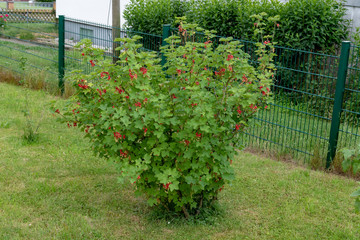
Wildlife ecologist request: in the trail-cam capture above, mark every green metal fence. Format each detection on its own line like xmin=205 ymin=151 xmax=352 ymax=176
xmin=167 ymin=27 xmax=349 ymax=164
xmin=0 ymin=14 xmax=359 ymax=167
xmin=62 ymin=17 xmax=162 ymax=71
xmin=248 ymin=45 xmax=341 ymax=165
xmin=0 ymin=14 xmax=58 ymax=91
xmin=58 ymin=17 xmax=163 ymax=92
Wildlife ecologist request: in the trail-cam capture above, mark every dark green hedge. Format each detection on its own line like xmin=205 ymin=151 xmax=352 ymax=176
xmin=124 ymin=0 xmax=350 ymax=53
xmin=277 ymin=0 xmax=349 ymax=52
xmin=123 ymin=0 xmax=189 ymax=35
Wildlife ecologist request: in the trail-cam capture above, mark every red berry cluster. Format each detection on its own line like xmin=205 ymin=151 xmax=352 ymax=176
xmin=129 ymin=69 xmax=137 ymax=80
xmin=140 ymin=67 xmax=147 ymax=75
xmin=215 ymin=68 xmax=226 ymax=76
xmin=114 ymin=132 xmax=125 ymax=140
xmin=101 ymin=71 xmax=111 ymax=80
xmin=163 ymin=182 xmax=171 ymax=190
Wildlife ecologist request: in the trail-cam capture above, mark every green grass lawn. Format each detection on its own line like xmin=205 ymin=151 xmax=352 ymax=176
xmin=0 ymin=82 xmax=360 ymax=239
xmin=0 ymin=23 xmax=59 ymax=75
xmin=3 ymin=23 xmax=58 ymax=37
xmin=0 ymin=29 xmax=84 ymax=93
xmin=0 ymin=22 xmax=59 ymax=83
xmin=0 ymin=22 xmax=92 ymax=80
xmin=0 ymin=40 xmax=58 ymax=71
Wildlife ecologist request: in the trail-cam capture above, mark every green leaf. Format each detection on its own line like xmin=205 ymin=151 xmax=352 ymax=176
xmin=350 ymin=188 xmax=360 ymax=198
xmin=185 ymin=175 xmax=196 ymax=185
xmin=147 ymin=198 xmax=158 ymax=206
xmin=355 ymin=199 xmax=360 ymax=213
xmin=342 ymin=159 xmax=352 ymax=172
xmin=169 ymin=181 xmax=179 ymax=191
xmin=152 ymin=147 xmax=161 ymax=156
xmin=353 ymin=162 xmax=360 ymax=175
xmin=342 ymin=149 xmax=355 ymax=161
xmin=143 ymin=154 xmax=151 ymax=164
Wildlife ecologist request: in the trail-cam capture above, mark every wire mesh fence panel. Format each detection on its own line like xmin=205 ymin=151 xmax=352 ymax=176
xmin=338 ymin=45 xmax=360 ymax=150
xmin=168 ymin=28 xmax=340 ymax=163
xmin=0 ymin=13 xmax=59 ymax=90
xmin=63 ymin=17 xmax=163 ymax=76
xmin=241 ymin=46 xmax=339 ymax=164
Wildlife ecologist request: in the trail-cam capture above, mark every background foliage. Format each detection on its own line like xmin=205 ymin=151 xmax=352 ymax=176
xmin=277 ymin=0 xmax=349 ymax=53
xmin=186 ymin=0 xmax=282 ymax=41
xmin=123 ymin=0 xmax=189 ymax=35
xmin=124 ymin=0 xmax=350 ymax=53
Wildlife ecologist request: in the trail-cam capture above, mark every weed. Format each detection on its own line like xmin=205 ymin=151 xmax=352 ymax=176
xmin=331 ymin=151 xmax=344 ymax=174
xmin=19 ymin=57 xmax=44 ymax=143
xmin=19 ymin=32 xmax=35 ymax=40
xmin=0 ymin=121 xmax=10 ymax=128
xmin=310 ymin=144 xmax=324 ymax=170
xmin=64 ymin=80 xmax=76 ymax=98
xmin=0 ymin=68 xmax=22 ymax=85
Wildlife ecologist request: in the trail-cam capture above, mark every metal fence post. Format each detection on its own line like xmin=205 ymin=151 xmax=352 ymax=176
xmin=161 ymin=24 xmax=171 ymax=66
xmin=326 ymin=41 xmax=351 ymax=168
xmin=58 ymin=15 xmax=65 ymax=94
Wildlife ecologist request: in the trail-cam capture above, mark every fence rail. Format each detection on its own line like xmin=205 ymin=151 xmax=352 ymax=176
xmin=0 ymin=14 xmax=359 ymax=167
xmin=60 ymin=17 xmax=163 ymax=86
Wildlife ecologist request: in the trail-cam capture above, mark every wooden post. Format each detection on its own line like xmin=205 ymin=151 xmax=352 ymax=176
xmin=58 ymin=15 xmax=65 ymax=94
xmin=112 ymin=0 xmax=121 ymax=64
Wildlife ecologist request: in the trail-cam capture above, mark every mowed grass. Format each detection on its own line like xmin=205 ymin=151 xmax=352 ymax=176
xmin=0 ymin=32 xmax=85 ymax=95
xmin=0 ymin=40 xmax=58 ymax=79
xmin=2 ymin=23 xmax=58 ymax=38
xmin=0 ymin=82 xmax=360 ymax=239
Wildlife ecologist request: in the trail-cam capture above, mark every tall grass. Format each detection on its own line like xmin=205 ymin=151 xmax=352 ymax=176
xmin=1 ymin=23 xmax=58 ymax=39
